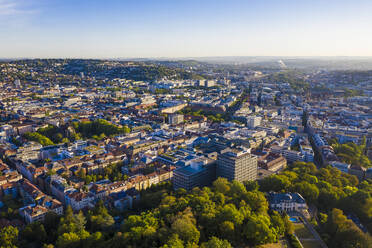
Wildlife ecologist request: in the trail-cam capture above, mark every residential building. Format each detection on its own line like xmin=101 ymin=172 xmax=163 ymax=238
xmin=330 ymin=161 xmax=350 ymax=173
xmin=66 ymin=191 xmax=95 ymax=211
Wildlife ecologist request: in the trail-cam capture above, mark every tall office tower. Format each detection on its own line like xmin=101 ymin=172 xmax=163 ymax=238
xmin=217 ymin=148 xmax=257 ymax=182
xmin=173 ymin=158 xmax=216 ymax=191
xmin=168 ymin=114 xmax=184 ymax=125
xmin=14 ymin=79 xmax=21 ymax=88
xmin=246 ymin=116 xmax=262 ymax=128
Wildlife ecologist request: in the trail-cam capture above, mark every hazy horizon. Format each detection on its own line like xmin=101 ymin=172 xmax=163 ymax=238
xmin=1 ymin=0 xmax=372 ymax=58
xmin=2 ymin=56 xmax=372 ymax=60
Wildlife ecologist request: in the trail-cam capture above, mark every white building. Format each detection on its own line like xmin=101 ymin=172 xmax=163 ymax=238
xmin=246 ymin=116 xmax=262 ymax=128
xmin=67 ymin=192 xmax=95 ymax=211
xmin=268 ymin=192 xmax=308 ymax=213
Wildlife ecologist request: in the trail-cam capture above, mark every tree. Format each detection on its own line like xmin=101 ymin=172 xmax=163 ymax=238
xmin=217 ymin=204 xmax=244 ymax=226
xmin=24 ymin=132 xmax=54 ymax=146
xmin=121 ymin=212 xmax=159 ymax=247
xmin=270 ymin=211 xmax=286 ymax=237
xmin=0 ymin=226 xmax=18 ymax=248
xmin=243 ymin=214 xmax=277 ymax=245
xmin=74 ymin=211 xmax=87 ymax=232
xmin=56 ymin=232 xmax=80 ymax=248
xmin=161 ymin=234 xmax=184 ymax=248
xmin=219 ymin=221 xmax=235 ymax=242
xmin=259 ymin=175 xmax=291 ymax=192
xmin=44 ymin=211 xmax=60 ymax=242
xmin=58 ymin=207 xmax=86 ymax=235
xmin=325 ymin=208 xmax=372 ymax=248
xmin=20 ymin=222 xmax=47 ymax=245
xmin=89 ymin=202 xmax=115 ymax=232
xmin=171 ymin=216 xmax=200 ymax=245
xmin=293 ymin=181 xmax=319 ymax=203
xmin=243 ymin=191 xmax=269 ymax=214
xmin=43 ymin=244 xmax=54 ymax=248
xmin=123 ymin=125 xmax=131 ymax=134
xmin=283 ymin=214 xmax=294 ymax=235
xmin=82 ymin=232 xmax=104 ymax=248
xmin=213 ymin=177 xmax=231 ymax=194
xmin=46 ymin=169 xmax=56 ymax=176
xmin=200 ymin=236 xmax=232 ymax=248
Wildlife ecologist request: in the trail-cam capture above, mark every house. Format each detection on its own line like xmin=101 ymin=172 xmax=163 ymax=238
xmin=109 ymin=191 xmax=134 ymax=211
xmin=20 ymin=205 xmax=48 ymax=223
xmin=114 ymin=195 xmax=133 ymax=211
xmin=258 ymin=153 xmax=287 ymax=173
xmin=38 ymin=196 xmax=64 ymax=216
xmin=48 ymin=175 xmax=76 ymax=204
xmin=108 ymin=181 xmax=130 ymax=193
xmin=66 ymin=191 xmax=95 ymax=211
xmin=19 ymin=180 xmax=44 ymax=204
xmin=0 ymin=182 xmax=18 ymax=198
xmin=126 ymin=188 xmax=140 ymax=204
xmin=89 ymin=183 xmax=109 ymax=200
xmin=330 ymin=161 xmax=350 ymax=174
xmin=268 ymin=192 xmax=308 ymax=214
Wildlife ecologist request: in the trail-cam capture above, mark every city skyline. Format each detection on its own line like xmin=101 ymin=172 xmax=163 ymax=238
xmin=1 ymin=0 xmax=372 ymax=58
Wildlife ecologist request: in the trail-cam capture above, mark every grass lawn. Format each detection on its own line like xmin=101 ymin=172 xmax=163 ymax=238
xmin=301 ymin=240 xmax=322 ymax=248
xmin=258 ymin=239 xmax=288 ymax=248
xmin=294 ymin=223 xmax=314 ymax=239
xmin=258 ymin=244 xmax=282 ymax=248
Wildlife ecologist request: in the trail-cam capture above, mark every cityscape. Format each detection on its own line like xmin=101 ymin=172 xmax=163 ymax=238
xmin=1 ymin=1 xmax=372 ymax=248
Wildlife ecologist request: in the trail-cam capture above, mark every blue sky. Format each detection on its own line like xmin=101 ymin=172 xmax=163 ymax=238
xmin=1 ymin=0 xmax=372 ymax=58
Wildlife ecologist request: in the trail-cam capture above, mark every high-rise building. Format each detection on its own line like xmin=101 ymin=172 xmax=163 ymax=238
xmin=217 ymin=148 xmax=257 ymax=182
xmin=14 ymin=79 xmax=21 ymax=88
xmin=246 ymin=116 xmax=261 ymax=128
xmin=173 ymin=158 xmax=216 ymax=190
xmin=168 ymin=114 xmax=184 ymax=125
xmin=205 ymin=80 xmax=216 ymax=87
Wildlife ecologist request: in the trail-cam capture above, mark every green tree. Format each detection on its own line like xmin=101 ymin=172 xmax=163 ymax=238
xmin=171 ymin=215 xmax=200 ymax=245
xmin=243 ymin=214 xmax=277 ymax=245
xmin=283 ymin=214 xmax=294 ymax=235
xmin=24 ymin=132 xmax=54 ymax=146
xmin=0 ymin=226 xmax=19 ymax=248
xmin=123 ymin=125 xmax=131 ymax=134
xmin=20 ymin=222 xmax=47 ymax=245
xmin=56 ymin=232 xmax=80 ymax=248
xmin=161 ymin=234 xmax=184 ymax=248
xmin=293 ymin=181 xmax=319 ymax=203
xmin=213 ymin=177 xmax=231 ymax=194
xmin=325 ymin=208 xmax=372 ymax=248
xmin=89 ymin=201 xmax=115 ymax=232
xmin=200 ymin=236 xmax=232 ymax=248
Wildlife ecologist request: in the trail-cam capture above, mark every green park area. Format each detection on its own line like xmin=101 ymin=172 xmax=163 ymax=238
xmin=294 ymin=222 xmax=321 ymax=248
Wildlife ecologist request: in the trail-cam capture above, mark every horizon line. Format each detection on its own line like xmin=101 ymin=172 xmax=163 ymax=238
xmin=2 ymin=55 xmax=372 ymax=61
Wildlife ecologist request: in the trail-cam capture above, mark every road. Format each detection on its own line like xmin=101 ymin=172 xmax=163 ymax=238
xmin=300 ymin=213 xmax=328 ymax=248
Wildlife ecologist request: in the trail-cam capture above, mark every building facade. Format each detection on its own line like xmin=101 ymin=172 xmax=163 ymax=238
xmin=168 ymin=114 xmax=184 ymax=125
xmin=268 ymin=192 xmax=308 ymax=213
xmin=173 ymin=160 xmax=216 ymax=190
xmin=217 ymin=149 xmax=257 ymax=182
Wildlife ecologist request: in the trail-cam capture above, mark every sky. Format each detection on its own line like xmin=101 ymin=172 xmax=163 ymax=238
xmin=1 ymin=0 xmax=372 ymax=58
